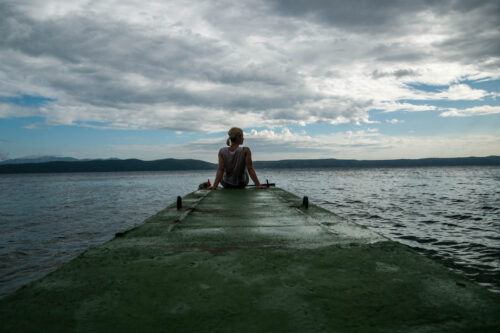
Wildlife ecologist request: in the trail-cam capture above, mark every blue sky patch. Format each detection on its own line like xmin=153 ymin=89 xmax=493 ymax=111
xmin=0 ymin=95 xmax=56 ymax=107
xmin=405 ymin=83 xmax=448 ymax=93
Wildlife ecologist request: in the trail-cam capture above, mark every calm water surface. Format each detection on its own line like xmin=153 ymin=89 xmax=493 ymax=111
xmin=1 ymin=167 xmax=499 ymax=298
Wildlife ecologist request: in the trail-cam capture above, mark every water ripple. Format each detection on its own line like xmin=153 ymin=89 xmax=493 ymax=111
xmin=269 ymin=166 xmax=500 ymax=294
xmin=1 ymin=167 xmax=499 ymax=297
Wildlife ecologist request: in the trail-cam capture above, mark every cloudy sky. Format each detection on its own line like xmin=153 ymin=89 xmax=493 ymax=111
xmin=1 ymin=0 xmax=499 ymax=162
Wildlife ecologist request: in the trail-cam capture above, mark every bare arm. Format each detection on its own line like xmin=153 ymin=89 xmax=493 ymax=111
xmin=209 ymin=150 xmax=224 ymax=190
xmin=244 ymin=147 xmax=267 ymax=189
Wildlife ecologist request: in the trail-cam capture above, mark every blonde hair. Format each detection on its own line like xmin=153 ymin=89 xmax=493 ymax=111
xmin=226 ymin=127 xmax=243 ymax=146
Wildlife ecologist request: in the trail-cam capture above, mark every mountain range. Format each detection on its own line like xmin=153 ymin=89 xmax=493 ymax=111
xmin=0 ymin=156 xmax=123 ymax=165
xmin=0 ymin=155 xmax=499 ymax=174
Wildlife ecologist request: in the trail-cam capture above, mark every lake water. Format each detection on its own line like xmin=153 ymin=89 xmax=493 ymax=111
xmin=1 ymin=167 xmax=499 ymax=298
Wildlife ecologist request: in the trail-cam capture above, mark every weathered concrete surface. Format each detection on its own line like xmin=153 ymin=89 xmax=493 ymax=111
xmin=1 ymin=188 xmax=499 ymax=332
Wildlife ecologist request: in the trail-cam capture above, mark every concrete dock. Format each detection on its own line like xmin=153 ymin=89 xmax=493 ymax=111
xmin=1 ymin=188 xmax=499 ymax=332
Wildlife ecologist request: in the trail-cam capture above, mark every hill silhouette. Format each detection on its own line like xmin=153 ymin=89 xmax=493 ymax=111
xmin=0 ymin=158 xmax=217 ymax=174
xmin=0 ymin=156 xmax=498 ymax=174
xmin=253 ymin=156 xmax=500 ymax=169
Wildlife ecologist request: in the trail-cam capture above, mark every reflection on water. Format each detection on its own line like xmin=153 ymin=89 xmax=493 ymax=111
xmin=1 ymin=167 xmax=499 ymax=297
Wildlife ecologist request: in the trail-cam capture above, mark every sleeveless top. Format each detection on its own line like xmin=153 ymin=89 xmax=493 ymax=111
xmin=220 ymin=146 xmax=249 ymax=186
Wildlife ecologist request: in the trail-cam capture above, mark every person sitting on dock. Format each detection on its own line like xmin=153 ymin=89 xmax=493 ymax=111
xmin=209 ymin=127 xmax=267 ymax=189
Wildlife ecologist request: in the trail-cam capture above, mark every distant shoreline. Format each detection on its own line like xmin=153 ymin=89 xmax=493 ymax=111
xmin=0 ymin=156 xmax=499 ymax=174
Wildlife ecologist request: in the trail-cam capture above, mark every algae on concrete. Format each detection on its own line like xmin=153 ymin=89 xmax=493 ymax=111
xmin=1 ymin=188 xmax=499 ymax=332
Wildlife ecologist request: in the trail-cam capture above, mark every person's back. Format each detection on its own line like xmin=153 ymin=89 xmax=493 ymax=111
xmin=220 ymin=146 xmax=249 ymax=187
xmin=209 ymin=127 xmax=267 ymax=190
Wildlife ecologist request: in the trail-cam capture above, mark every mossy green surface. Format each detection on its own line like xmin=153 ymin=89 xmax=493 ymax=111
xmin=1 ymin=188 xmax=499 ymax=332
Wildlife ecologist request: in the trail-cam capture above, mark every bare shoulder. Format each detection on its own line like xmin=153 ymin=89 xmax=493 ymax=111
xmin=243 ymin=147 xmax=251 ymax=153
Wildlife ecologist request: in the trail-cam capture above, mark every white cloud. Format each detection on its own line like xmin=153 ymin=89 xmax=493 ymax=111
xmin=440 ymin=105 xmax=500 ymax=117
xmin=103 ymin=127 xmax=500 ymax=161
xmin=0 ymin=0 xmax=498 ymax=131
xmin=375 ymin=101 xmax=438 ymax=113
xmin=433 ymin=84 xmax=489 ymax=100
xmin=386 ymin=119 xmax=404 ymax=124
xmin=0 ymin=102 xmax=39 ymax=118
xmin=239 ymin=128 xmax=499 ymax=160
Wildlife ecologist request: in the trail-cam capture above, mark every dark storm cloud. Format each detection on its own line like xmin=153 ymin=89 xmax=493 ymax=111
xmin=372 ymin=43 xmax=430 ymax=63
xmin=372 ymin=69 xmax=419 ymax=79
xmin=433 ymin=1 xmax=500 ymax=69
xmin=268 ymin=0 xmax=497 ymax=32
xmin=270 ymin=0 xmax=500 ymax=68
xmin=268 ymin=0 xmax=439 ymax=32
xmin=0 ymin=5 xmax=225 ymax=105
xmin=436 ymin=30 xmax=500 ymax=66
